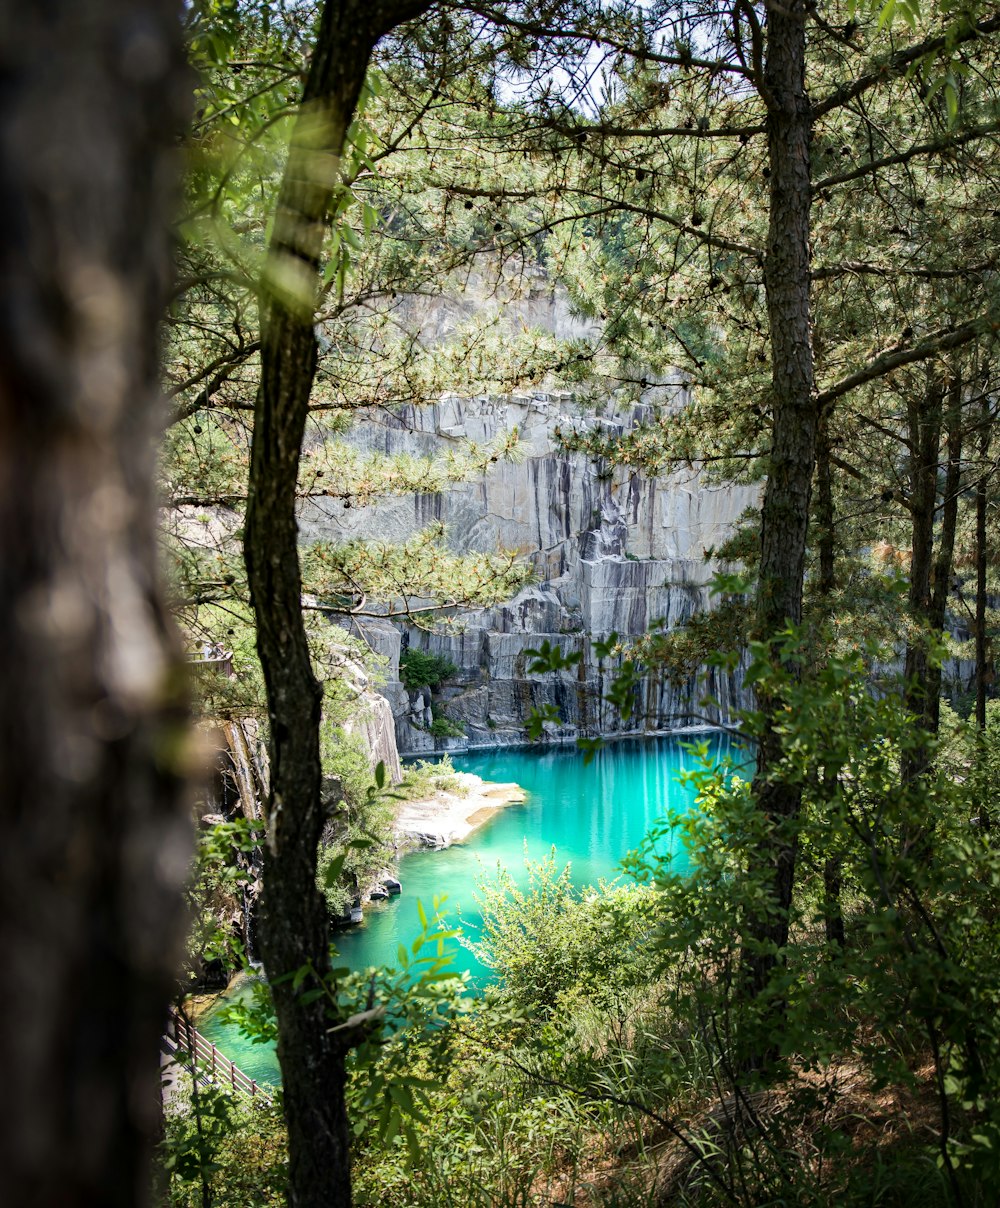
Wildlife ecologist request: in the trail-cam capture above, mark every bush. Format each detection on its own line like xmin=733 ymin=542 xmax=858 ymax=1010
xmin=429 ymin=713 xmax=465 ymax=739
xmin=316 ymin=727 xmax=396 ymax=915
xmin=398 ymin=756 xmax=468 ymax=799
xmin=160 ymin=1079 xmax=287 ymax=1206
xmin=472 ymin=854 xmax=658 ymax=1013
xmin=399 ymin=649 xmax=458 ymax=692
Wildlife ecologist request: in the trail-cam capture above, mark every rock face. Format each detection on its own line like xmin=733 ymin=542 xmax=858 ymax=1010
xmin=301 ymin=392 xmax=758 ymax=754
xmin=340 ymin=673 xmax=403 ymax=783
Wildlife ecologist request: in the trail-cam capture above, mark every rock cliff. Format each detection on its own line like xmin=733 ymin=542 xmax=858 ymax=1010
xmin=301 ymin=390 xmax=758 ymax=755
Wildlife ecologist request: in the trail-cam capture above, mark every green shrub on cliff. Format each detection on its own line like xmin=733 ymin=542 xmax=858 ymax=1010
xmin=399 ymin=649 xmax=458 ymax=692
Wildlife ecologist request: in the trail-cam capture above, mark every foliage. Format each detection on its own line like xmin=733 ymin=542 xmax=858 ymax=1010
xmin=471 ymin=853 xmax=659 ymax=1014
xmin=182 ymin=817 xmax=262 ymax=988
xmin=316 ymin=735 xmax=398 ymax=915
xmin=397 ymin=755 xmax=468 ymax=800
xmin=398 ymin=648 xmax=458 ymax=692
xmin=162 ymin=2 xmax=1000 ymax=1205
xmin=624 ymin=634 xmax=1000 ymax=1197
xmin=428 ymin=711 xmax=466 ymax=740
xmin=160 ymin=1079 xmax=287 ymax=1207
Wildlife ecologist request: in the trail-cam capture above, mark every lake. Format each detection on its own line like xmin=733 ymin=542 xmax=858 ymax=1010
xmin=198 ymin=730 xmax=747 ymax=1083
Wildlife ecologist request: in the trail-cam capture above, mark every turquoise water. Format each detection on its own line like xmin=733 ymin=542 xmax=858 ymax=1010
xmin=199 ymin=730 xmax=747 ymax=1085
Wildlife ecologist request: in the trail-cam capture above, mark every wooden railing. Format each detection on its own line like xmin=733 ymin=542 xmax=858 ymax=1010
xmin=164 ymin=1007 xmax=272 ymax=1103
xmin=188 ymin=653 xmax=234 ymax=678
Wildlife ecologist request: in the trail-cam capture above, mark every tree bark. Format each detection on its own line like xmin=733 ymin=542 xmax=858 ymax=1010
xmin=242 ymin=3 xmax=432 ymax=1205
xmin=975 ymin=384 xmax=992 ymax=827
xmin=744 ymin=0 xmax=816 ymax=1009
xmin=815 ymin=413 xmax=845 ymax=947
xmin=0 ymin=2 xmax=191 ymax=1204
xmin=899 ymin=370 xmax=959 ymax=793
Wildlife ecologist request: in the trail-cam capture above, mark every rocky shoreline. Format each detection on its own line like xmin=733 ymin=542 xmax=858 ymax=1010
xmin=394 ymin=771 xmax=526 ymax=849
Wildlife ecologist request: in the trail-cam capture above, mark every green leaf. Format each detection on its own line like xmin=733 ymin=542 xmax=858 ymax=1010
xmin=323 ymin=853 xmax=346 ymax=886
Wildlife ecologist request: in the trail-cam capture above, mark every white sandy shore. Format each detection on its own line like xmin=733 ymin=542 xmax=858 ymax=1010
xmin=395 ymin=772 xmax=526 ymax=848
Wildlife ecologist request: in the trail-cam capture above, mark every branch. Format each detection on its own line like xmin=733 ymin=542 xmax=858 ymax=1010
xmin=451 ymin=1 xmax=755 ymax=79
xmin=813 ymin=11 xmax=1000 ymax=119
xmin=814 ymin=120 xmax=1000 ymax=194
xmin=535 ymin=115 xmax=765 ymax=140
xmin=170 ymin=341 xmax=261 ymax=424
xmin=815 ymin=315 xmax=994 ymax=410
xmin=813 ymin=260 xmax=995 ymax=281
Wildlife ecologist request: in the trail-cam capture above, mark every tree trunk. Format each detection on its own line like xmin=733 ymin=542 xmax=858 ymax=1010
xmin=927 ymin=372 xmax=964 ymax=732
xmin=899 ymin=369 xmax=965 ymax=859
xmin=0 ymin=2 xmax=191 ymax=1204
xmin=744 ymin=0 xmax=816 ymax=1011
xmin=975 ymin=384 xmax=993 ymax=827
xmin=900 ymin=372 xmax=948 ymax=792
xmin=815 ymin=413 xmax=845 ymax=947
xmin=242 ymin=3 xmax=431 ymax=1205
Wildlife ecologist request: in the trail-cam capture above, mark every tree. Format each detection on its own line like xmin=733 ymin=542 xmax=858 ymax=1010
xmin=0 ymin=1 xmax=191 ymax=1204
xmin=481 ymin=0 xmax=1000 ymax=1038
xmin=241 ymin=4 xmax=445 ymax=1207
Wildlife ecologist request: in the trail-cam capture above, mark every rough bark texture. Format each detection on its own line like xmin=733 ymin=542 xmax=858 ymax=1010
xmin=745 ymin=0 xmax=816 ymax=1004
xmin=900 ymin=371 xmax=961 ymax=797
xmin=975 ymin=387 xmax=992 ymax=827
xmin=0 ymin=2 xmax=190 ymax=1204
xmin=242 ymin=3 xmax=432 ymax=1205
xmin=815 ymin=415 xmax=844 ymax=947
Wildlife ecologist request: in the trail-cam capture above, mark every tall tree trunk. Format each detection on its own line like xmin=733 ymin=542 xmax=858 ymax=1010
xmin=927 ymin=372 xmax=964 ymax=732
xmin=901 ymin=372 xmax=946 ymax=791
xmin=243 ymin=3 xmax=431 ymax=1205
xmin=816 ymin=412 xmax=845 ymax=947
xmin=0 ymin=2 xmax=191 ymax=1204
xmin=975 ymin=384 xmax=993 ymax=827
xmin=744 ymin=0 xmax=816 ymax=1011
xmin=899 ymin=369 xmax=964 ymax=860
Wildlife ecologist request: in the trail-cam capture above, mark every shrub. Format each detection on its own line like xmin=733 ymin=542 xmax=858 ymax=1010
xmin=160 ymin=1079 xmax=287 ymax=1206
xmin=398 ymin=756 xmax=468 ymax=799
xmin=472 ymin=854 xmax=658 ymax=1013
xmin=429 ymin=714 xmax=465 ymax=739
xmin=316 ymin=728 xmax=396 ymax=915
xmin=399 ymin=648 xmax=458 ymax=692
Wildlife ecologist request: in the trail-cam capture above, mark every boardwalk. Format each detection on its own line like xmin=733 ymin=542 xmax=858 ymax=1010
xmin=162 ymin=1007 xmax=272 ymax=1104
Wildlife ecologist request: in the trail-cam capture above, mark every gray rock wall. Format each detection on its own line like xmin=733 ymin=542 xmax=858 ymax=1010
xmin=306 ymin=392 xmax=758 ymax=755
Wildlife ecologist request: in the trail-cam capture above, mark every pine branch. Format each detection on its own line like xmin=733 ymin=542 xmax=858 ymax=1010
xmin=815 ymin=315 xmax=993 ymax=410
xmin=814 ymin=120 xmax=1000 ymax=194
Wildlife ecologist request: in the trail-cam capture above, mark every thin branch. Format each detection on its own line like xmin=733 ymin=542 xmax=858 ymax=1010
xmin=813 ymin=12 xmax=1000 ymax=119
xmin=815 ymin=316 xmax=993 ymax=410
xmin=814 ymin=120 xmax=1000 ymax=194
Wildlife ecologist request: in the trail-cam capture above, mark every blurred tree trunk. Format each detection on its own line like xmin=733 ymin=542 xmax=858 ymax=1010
xmin=0 ymin=2 xmax=191 ymax=1205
